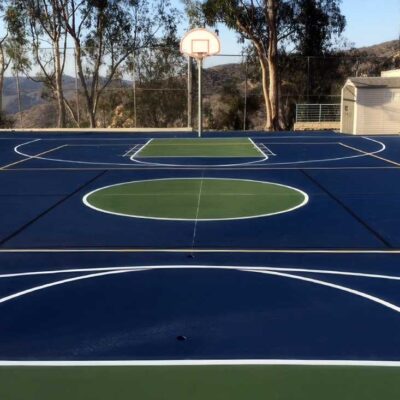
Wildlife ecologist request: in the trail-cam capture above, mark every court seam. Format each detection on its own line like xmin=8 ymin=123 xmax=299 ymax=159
xmin=0 ymin=170 xmax=108 ymax=247
xmin=300 ymin=169 xmax=392 ymax=248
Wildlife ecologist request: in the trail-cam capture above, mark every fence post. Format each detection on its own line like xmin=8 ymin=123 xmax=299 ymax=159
xmin=74 ymin=49 xmax=80 ymax=127
xmin=319 ymin=104 xmax=322 ymax=122
xmin=15 ymin=71 xmax=23 ymax=126
xmin=243 ymin=54 xmax=248 ymax=131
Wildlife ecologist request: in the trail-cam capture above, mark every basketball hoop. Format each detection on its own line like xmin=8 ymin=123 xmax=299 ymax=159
xmin=180 ymin=28 xmax=221 ymax=60
xmin=180 ymin=29 xmax=221 ymax=137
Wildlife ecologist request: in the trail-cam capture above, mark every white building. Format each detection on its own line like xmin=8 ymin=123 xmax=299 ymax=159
xmin=341 ymin=70 xmax=400 ymax=135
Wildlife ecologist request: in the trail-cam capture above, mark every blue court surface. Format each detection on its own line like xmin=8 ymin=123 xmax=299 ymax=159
xmin=0 ymin=131 xmax=400 ymax=398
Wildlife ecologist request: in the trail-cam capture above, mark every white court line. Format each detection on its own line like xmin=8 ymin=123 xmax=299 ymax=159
xmin=122 ymin=144 xmax=140 ymax=157
xmin=130 ymin=139 xmax=153 ymax=159
xmin=82 ymin=177 xmax=309 ymax=221
xmin=6 ymin=135 xmax=389 ymax=140
xmin=0 ymin=269 xmax=133 ymax=305
xmin=243 ymin=269 xmax=400 ymax=313
xmin=12 ymin=136 xmax=386 ymax=168
xmin=259 ymin=143 xmax=277 ymax=156
xmin=1 ymin=360 xmax=400 ymax=367
xmin=1 ymin=140 xmax=67 ymax=170
xmin=262 ymin=137 xmax=386 ymax=166
xmin=1 ymin=264 xmax=400 ymax=366
xmin=0 ymin=265 xmax=399 ymax=312
xmin=249 ymin=138 xmax=268 ymax=158
xmin=1 ymin=249 xmax=400 ymax=254
xmin=130 ymin=138 xmax=269 ymax=167
xmin=1 ymin=265 xmax=399 ymax=312
xmin=340 ymin=138 xmax=400 ymax=167
xmin=191 ymin=176 xmax=204 ymax=248
xmin=1 ymin=265 xmax=400 ymax=282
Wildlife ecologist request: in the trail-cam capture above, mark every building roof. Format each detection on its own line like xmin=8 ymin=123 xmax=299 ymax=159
xmin=346 ymin=77 xmax=400 ymax=89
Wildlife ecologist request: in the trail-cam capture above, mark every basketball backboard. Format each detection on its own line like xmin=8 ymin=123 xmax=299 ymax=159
xmin=180 ymin=28 xmax=221 ymax=59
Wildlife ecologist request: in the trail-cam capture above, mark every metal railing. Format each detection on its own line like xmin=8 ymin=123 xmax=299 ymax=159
xmin=296 ymin=104 xmax=341 ymax=123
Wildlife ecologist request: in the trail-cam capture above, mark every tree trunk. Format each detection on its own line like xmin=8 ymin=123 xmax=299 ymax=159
xmin=0 ymin=45 xmax=5 ymax=113
xmin=53 ymin=40 xmax=66 ymax=128
xmin=266 ymin=0 xmax=280 ymax=131
xmin=259 ymin=55 xmax=273 ymax=130
xmin=73 ymin=42 xmax=96 ymax=127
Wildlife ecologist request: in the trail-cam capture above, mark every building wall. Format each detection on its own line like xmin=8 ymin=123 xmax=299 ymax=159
xmin=381 ymin=70 xmax=400 ymax=78
xmin=355 ymin=88 xmax=400 ymax=135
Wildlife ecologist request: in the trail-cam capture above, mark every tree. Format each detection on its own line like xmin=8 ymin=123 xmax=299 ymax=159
xmin=0 ymin=1 xmax=28 ymax=116
xmin=0 ymin=6 xmax=11 ymax=114
xmin=10 ymin=0 xmax=73 ymax=127
xmin=57 ymin=0 xmax=178 ymax=127
xmin=200 ymin=0 xmax=345 ymax=131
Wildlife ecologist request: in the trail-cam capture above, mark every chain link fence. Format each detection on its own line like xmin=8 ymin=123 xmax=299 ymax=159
xmin=1 ymin=47 xmax=398 ymax=129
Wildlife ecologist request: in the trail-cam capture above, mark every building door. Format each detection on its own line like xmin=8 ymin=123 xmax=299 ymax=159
xmin=341 ymin=85 xmax=355 ymax=134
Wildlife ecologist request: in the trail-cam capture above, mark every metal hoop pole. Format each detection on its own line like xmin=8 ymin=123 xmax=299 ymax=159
xmin=197 ymin=58 xmax=203 ymax=138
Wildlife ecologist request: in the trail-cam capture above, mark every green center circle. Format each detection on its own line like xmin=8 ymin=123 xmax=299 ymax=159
xmin=83 ymin=178 xmax=308 ymax=221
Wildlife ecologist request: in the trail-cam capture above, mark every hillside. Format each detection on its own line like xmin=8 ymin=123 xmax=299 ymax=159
xmin=358 ymin=40 xmax=400 ymax=57
xmin=2 ymin=75 xmax=77 ymax=115
xmin=4 ymin=38 xmax=400 ymax=128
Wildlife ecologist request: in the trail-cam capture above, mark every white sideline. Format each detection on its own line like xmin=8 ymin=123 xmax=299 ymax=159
xmin=0 ymin=359 xmax=400 ymax=367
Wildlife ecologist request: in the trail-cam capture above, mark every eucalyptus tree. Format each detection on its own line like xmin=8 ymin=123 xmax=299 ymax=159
xmin=9 ymin=0 xmax=74 ymax=127
xmin=0 ymin=1 xmax=28 ymax=115
xmin=0 ymin=4 xmax=11 ymax=113
xmin=57 ymin=0 xmax=178 ymax=127
xmin=200 ymin=0 xmax=345 ymax=131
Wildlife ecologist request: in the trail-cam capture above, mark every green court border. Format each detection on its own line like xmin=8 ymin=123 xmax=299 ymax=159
xmin=1 ymin=365 xmax=399 ymax=400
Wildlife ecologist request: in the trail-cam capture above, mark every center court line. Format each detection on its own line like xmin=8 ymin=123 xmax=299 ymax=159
xmin=340 ymin=142 xmax=400 ymax=167
xmin=0 ymin=140 xmax=68 ymax=170
xmin=191 ymin=174 xmax=205 ymax=250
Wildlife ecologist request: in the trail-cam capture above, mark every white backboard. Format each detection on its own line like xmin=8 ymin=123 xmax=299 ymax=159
xmin=180 ymin=28 xmax=221 ymax=59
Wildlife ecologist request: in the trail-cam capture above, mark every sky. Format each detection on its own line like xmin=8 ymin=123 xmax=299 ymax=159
xmin=177 ymin=0 xmax=400 ymax=55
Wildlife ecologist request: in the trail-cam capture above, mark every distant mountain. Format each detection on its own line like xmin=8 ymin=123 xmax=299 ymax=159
xmin=6 ymin=38 xmax=400 ymax=128
xmin=2 ymin=75 xmax=77 ymax=114
xmin=357 ymin=40 xmax=400 ymax=58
